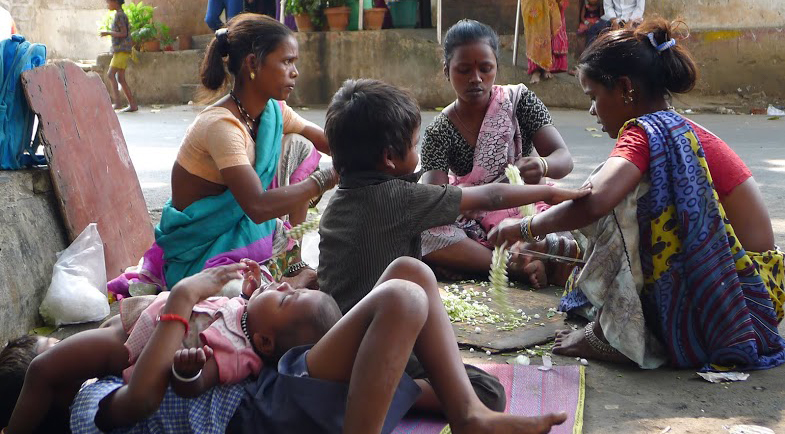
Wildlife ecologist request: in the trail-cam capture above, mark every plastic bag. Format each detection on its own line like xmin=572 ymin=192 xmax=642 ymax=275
xmin=39 ymin=223 xmax=110 ymax=326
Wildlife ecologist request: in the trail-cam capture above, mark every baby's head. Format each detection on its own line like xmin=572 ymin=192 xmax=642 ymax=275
xmin=0 ymin=335 xmax=59 ymax=426
xmin=245 ymin=282 xmax=341 ymax=362
xmin=325 ymin=79 xmax=421 ymax=177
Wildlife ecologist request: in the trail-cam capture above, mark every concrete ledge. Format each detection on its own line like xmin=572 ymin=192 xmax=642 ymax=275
xmin=0 ymin=169 xmax=68 ymax=344
xmin=92 ymin=27 xmax=785 ymax=108
xmin=95 ymin=50 xmax=205 ymax=106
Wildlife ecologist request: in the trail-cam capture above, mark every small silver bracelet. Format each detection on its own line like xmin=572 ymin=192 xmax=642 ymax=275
xmin=171 ymin=365 xmax=202 ymax=383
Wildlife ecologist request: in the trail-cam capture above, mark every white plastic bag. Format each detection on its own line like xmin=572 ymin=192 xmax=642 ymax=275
xmin=39 ymin=223 xmax=110 ymax=326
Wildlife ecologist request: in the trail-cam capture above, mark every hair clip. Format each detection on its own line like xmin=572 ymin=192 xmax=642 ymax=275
xmin=647 ymin=32 xmax=676 ymax=53
xmin=215 ymin=28 xmax=230 ymax=56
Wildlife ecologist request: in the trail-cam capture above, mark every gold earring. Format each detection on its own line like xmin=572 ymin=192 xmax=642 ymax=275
xmin=250 ymin=71 xmax=256 ymax=80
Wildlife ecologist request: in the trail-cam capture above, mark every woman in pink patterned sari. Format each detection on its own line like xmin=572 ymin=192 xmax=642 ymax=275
xmin=421 ymin=20 xmax=576 ymax=287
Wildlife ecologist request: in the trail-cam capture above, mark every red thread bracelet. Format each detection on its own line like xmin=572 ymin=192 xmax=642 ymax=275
xmin=157 ymin=314 xmax=190 ymax=334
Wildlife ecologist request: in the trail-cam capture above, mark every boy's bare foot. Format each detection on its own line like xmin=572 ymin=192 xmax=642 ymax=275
xmin=453 ymin=409 xmax=568 ymax=434
xmin=552 ymin=328 xmax=630 ymax=363
xmin=112 ymin=103 xmax=122 ymax=109
xmin=118 ymin=105 xmax=138 ymax=113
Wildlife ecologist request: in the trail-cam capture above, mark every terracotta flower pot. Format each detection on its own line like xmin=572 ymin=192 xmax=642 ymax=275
xmin=324 ymin=6 xmax=351 ymax=31
xmin=142 ymin=39 xmax=161 ymax=52
xmin=363 ymin=7 xmax=386 ymax=30
xmin=294 ymin=14 xmax=316 ymax=32
xmin=176 ymin=35 xmax=192 ymax=50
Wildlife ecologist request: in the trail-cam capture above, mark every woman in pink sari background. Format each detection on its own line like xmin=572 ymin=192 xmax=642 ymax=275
xmin=522 ymin=0 xmax=569 ymax=83
xmin=420 ymin=19 xmax=576 ymax=287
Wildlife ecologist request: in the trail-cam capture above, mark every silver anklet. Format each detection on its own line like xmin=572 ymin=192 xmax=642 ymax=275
xmin=584 ymin=321 xmax=621 ymax=355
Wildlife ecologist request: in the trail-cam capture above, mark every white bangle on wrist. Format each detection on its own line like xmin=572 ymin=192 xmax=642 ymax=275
xmin=171 ymin=364 xmax=202 ymax=383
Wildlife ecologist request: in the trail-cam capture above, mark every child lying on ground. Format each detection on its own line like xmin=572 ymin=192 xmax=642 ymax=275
xmin=317 ymin=79 xmax=590 ymax=413
xmin=5 ymin=260 xmax=341 ymax=433
xmin=4 ymin=259 xmax=567 ymax=434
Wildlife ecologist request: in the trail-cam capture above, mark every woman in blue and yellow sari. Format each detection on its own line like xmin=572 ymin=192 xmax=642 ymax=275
xmin=490 ymin=18 xmax=785 ymax=371
xmin=108 ymin=14 xmax=336 ymax=299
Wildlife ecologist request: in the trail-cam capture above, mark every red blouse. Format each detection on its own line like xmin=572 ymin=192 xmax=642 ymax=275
xmin=609 ymin=120 xmax=752 ymax=197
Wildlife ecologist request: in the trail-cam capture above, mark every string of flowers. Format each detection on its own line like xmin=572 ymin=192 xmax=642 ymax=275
xmin=505 ymin=164 xmax=535 ymax=216
xmin=284 ymin=215 xmax=321 ymax=241
xmin=489 ymin=242 xmax=512 ymax=313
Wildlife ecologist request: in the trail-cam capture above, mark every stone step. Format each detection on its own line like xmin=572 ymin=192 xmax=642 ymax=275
xmin=192 ymin=34 xmax=214 ymax=51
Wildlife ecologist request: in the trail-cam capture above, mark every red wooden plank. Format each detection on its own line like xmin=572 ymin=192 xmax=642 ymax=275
xmin=21 ymin=61 xmax=154 ymax=280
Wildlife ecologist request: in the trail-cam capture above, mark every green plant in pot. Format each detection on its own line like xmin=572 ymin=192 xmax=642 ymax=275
xmin=159 ymin=24 xmax=175 ymax=51
xmin=324 ymin=0 xmax=351 ymax=31
xmin=133 ymin=22 xmax=169 ymax=52
xmin=285 ymin=0 xmax=324 ymax=32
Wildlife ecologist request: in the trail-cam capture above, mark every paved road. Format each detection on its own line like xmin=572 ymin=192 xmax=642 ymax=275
xmin=117 ymin=106 xmax=785 ymax=433
xmin=121 ymin=105 xmax=785 ymax=245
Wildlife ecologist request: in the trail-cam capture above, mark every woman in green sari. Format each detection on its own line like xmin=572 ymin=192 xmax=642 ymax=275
xmin=109 ymin=14 xmax=336 ymax=298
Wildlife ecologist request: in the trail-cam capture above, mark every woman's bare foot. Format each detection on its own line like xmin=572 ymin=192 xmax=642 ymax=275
xmin=118 ymin=105 xmax=138 ymax=113
xmin=543 ymin=71 xmax=553 ymax=80
xmin=509 ymin=246 xmax=547 ymax=288
xmin=529 ymin=70 xmax=542 ymax=84
xmin=452 ymin=409 xmax=568 ymax=434
xmin=510 ymin=242 xmax=548 ymax=288
xmin=552 ymin=328 xmax=630 ymax=363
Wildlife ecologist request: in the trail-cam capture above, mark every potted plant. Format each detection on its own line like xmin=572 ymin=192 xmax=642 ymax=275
xmin=285 ymin=0 xmax=324 ymax=32
xmin=363 ymin=6 xmax=386 ymax=30
xmin=159 ymin=25 xmax=175 ymax=51
xmin=134 ymin=24 xmax=160 ymax=51
xmin=324 ymin=0 xmax=351 ymax=31
xmin=123 ymin=1 xmax=155 ymax=43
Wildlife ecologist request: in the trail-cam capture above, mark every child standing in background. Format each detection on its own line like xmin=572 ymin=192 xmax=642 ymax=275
xmin=101 ymin=0 xmax=138 ymax=113
xmin=570 ymin=0 xmax=603 ymax=75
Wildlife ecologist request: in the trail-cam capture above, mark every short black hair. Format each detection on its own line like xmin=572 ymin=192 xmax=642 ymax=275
xmin=325 ymin=79 xmax=421 ymax=175
xmin=443 ymin=19 xmax=500 ymax=70
xmin=258 ymin=292 xmax=342 ymax=364
xmin=0 ymin=336 xmax=38 ymax=426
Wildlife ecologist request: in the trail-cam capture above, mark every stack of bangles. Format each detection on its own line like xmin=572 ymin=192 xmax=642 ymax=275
xmin=518 ymin=215 xmax=542 ymax=243
xmin=309 ymin=168 xmax=336 ymax=196
xmin=545 ymin=233 xmax=582 ymax=261
xmin=538 ymin=157 xmax=549 ymax=178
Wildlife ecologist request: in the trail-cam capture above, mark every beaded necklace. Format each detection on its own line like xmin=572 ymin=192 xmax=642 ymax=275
xmin=229 ymin=91 xmax=257 ymax=136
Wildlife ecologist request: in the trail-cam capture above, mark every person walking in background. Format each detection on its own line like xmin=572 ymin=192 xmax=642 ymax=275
xmin=205 ymin=0 xmax=245 ymax=31
xmin=100 ymin=0 xmax=138 ymax=113
xmin=586 ymin=0 xmax=645 ymax=47
xmin=521 ymin=0 xmax=569 ymax=84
